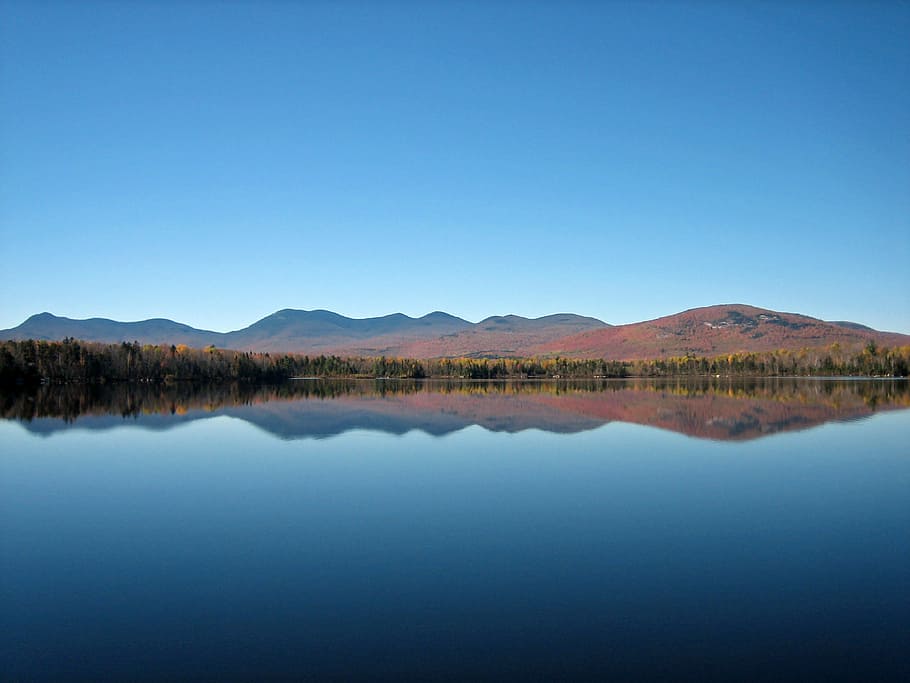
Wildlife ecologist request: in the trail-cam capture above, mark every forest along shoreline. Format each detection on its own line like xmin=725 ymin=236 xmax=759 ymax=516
xmin=2 ymin=338 xmax=909 ymax=386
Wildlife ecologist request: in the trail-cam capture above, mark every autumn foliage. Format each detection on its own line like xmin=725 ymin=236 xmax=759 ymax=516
xmin=1 ymin=337 xmax=908 ymax=386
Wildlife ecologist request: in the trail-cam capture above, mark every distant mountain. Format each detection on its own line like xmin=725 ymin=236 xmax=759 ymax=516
xmin=2 ymin=304 xmax=907 ymax=359
xmin=0 ymin=309 xmax=605 ymax=356
xmin=222 ymin=309 xmax=474 ymax=352
xmin=533 ymin=304 xmax=910 ymax=360
xmin=5 ymin=312 xmax=225 ymax=348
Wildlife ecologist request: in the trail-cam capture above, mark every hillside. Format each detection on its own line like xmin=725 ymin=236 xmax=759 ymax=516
xmin=534 ymin=305 xmax=910 ymax=360
xmin=338 ymin=314 xmax=610 ymax=357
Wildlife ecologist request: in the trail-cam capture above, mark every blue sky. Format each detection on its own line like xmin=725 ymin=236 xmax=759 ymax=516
xmin=1 ymin=1 xmax=908 ymax=333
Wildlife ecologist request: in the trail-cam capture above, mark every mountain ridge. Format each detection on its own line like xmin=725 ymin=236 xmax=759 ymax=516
xmin=532 ymin=304 xmax=910 ymax=360
xmin=3 ymin=305 xmax=908 ymax=359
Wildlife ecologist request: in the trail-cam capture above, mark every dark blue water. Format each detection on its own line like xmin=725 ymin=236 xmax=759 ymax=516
xmin=2 ymin=381 xmax=909 ymax=680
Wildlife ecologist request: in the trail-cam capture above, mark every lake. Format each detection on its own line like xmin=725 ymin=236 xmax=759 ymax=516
xmin=1 ymin=379 xmax=908 ymax=681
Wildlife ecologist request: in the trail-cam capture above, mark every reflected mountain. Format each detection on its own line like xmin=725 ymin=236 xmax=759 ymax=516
xmin=3 ymin=379 xmax=908 ymax=442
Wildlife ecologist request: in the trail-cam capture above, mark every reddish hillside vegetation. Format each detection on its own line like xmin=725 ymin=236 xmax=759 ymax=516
xmin=533 ymin=305 xmax=910 ymax=360
xmin=348 ymin=314 xmax=608 ymax=358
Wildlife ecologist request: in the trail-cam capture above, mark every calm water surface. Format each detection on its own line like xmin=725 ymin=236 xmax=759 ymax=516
xmin=1 ymin=380 xmax=908 ymax=681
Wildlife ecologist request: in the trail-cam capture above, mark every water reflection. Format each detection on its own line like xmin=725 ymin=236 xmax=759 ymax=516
xmin=4 ymin=378 xmax=908 ymax=441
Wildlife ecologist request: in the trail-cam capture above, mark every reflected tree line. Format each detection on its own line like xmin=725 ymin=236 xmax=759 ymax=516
xmin=2 ymin=376 xmax=907 ymax=424
xmin=1 ymin=338 xmax=909 ymax=387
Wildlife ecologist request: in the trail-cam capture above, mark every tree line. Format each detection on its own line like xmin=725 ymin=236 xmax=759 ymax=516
xmin=1 ymin=338 xmax=908 ymax=386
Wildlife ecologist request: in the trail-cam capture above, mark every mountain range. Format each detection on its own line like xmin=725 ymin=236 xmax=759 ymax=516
xmin=3 ymin=305 xmax=909 ymax=359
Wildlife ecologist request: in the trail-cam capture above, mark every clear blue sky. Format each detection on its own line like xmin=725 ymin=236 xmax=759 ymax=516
xmin=2 ymin=1 xmax=908 ymax=333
